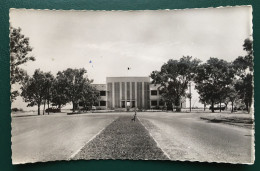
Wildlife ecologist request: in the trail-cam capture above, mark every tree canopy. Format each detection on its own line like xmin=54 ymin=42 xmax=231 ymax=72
xmin=233 ymin=38 xmax=253 ymax=113
xmin=56 ymin=68 xmax=98 ymax=112
xmin=150 ymin=56 xmax=201 ymax=111
xmin=10 ymin=27 xmax=35 ymax=101
xmin=21 ymin=69 xmax=53 ymax=115
xmin=193 ymin=38 xmax=253 ymax=113
xmin=194 ymin=58 xmax=235 ymax=112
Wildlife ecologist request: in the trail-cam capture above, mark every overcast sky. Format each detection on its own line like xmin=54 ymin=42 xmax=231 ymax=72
xmin=10 ymin=6 xmax=252 ymax=110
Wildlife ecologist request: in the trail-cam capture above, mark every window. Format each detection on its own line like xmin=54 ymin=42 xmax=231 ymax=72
xmin=100 ymin=101 xmax=106 ymax=106
xmin=151 ymin=100 xmax=158 ymax=106
xmin=121 ymin=101 xmax=125 ymax=108
xmin=100 ymin=91 xmax=106 ymax=96
xmin=151 ymin=90 xmax=158 ymax=96
xmin=159 ymin=100 xmax=164 ymax=106
xmin=132 ymin=101 xmax=135 ymax=108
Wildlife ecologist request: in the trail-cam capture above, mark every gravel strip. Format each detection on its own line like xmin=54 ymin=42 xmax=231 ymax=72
xmin=73 ymin=115 xmax=169 ymax=160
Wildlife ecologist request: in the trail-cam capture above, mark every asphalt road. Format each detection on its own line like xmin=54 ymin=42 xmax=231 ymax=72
xmin=11 ymin=113 xmax=119 ymax=164
xmin=138 ymin=112 xmax=254 ymax=164
xmin=11 ymin=112 xmax=254 ymax=164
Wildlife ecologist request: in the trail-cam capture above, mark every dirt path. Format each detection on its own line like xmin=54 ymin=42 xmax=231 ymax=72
xmin=73 ymin=116 xmax=169 ymax=160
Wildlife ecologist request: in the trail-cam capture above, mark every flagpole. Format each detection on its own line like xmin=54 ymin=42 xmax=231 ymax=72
xmin=127 ymin=67 xmax=131 ymax=77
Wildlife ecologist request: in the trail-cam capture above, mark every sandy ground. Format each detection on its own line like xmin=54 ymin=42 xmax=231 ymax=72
xmin=138 ymin=112 xmax=254 ymax=164
xmin=11 ymin=113 xmax=119 ymax=164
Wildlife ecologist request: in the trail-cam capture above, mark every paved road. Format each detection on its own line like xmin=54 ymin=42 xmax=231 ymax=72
xmin=138 ymin=112 xmax=254 ymax=164
xmin=11 ymin=113 xmax=119 ymax=164
xmin=12 ymin=112 xmax=254 ymax=164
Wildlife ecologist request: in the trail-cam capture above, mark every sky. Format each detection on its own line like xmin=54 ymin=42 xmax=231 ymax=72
xmin=10 ymin=6 xmax=253 ymax=110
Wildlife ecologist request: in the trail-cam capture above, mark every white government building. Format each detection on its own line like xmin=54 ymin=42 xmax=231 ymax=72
xmin=90 ymin=76 xmax=186 ymax=110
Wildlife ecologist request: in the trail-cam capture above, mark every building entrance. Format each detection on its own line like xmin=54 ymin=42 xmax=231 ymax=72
xmin=131 ymin=101 xmax=135 ymax=108
xmin=121 ymin=100 xmax=136 ymax=108
xmin=121 ymin=101 xmax=125 ymax=108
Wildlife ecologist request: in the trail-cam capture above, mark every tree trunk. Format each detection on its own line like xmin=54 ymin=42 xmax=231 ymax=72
xmin=47 ymin=99 xmax=50 ymax=115
xmin=231 ymin=101 xmax=234 ymax=113
xmin=219 ymin=100 xmax=221 ymax=112
xmin=211 ymin=100 xmax=214 ymax=113
xmin=47 ymin=87 xmax=50 ymax=115
xmin=225 ymin=103 xmax=228 ymax=111
xmin=204 ymin=103 xmax=206 ymax=111
xmin=43 ymin=100 xmax=46 ymax=115
xmin=73 ymin=102 xmax=77 ymax=113
xmin=38 ymin=104 xmax=40 ymax=115
xmin=175 ymin=97 xmax=181 ymax=112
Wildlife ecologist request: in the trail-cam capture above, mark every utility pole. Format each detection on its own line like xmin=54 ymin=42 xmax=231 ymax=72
xmin=189 ymin=82 xmax=191 ymax=112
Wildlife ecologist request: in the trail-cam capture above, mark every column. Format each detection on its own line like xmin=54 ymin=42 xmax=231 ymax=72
xmin=119 ymin=82 xmax=122 ymax=108
xmin=112 ymin=82 xmax=115 ymax=108
xmin=106 ymin=86 xmax=108 ymax=109
xmin=142 ymin=82 xmax=145 ymax=108
xmin=125 ymin=82 xmax=127 ymax=105
xmin=130 ymin=81 xmax=132 ymax=103
xmin=135 ymin=82 xmax=137 ymax=108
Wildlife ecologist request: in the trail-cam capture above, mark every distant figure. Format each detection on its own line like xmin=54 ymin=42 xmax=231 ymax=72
xmin=131 ymin=108 xmax=137 ymax=122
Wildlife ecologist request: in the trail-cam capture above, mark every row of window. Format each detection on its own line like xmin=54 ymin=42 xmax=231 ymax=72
xmin=94 ymin=100 xmax=163 ymax=107
xmin=151 ymin=100 xmax=164 ymax=106
xmin=94 ymin=101 xmax=106 ymax=106
xmin=99 ymin=90 xmax=160 ymax=96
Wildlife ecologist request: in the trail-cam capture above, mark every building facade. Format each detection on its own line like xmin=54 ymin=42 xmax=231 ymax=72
xmin=92 ymin=77 xmax=186 ymax=110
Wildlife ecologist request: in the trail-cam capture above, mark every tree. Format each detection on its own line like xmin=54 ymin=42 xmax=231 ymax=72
xmin=21 ymin=69 xmax=49 ymax=115
xmin=56 ymin=68 xmax=94 ymax=112
xmin=151 ymin=56 xmax=201 ymax=112
xmin=199 ymin=95 xmax=210 ymax=111
xmin=233 ymin=38 xmax=253 ymax=113
xmin=227 ymin=85 xmax=239 ymax=113
xmin=218 ymin=86 xmax=231 ymax=112
xmin=42 ymin=72 xmax=55 ymax=115
xmin=80 ymin=84 xmax=100 ymax=111
xmin=10 ymin=27 xmax=35 ymax=101
xmin=50 ymin=78 xmax=69 ymax=109
xmin=234 ymin=74 xmax=253 ymax=113
xmin=194 ymin=58 xmax=234 ymax=112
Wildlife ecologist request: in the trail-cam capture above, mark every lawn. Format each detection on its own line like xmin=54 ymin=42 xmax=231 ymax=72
xmin=73 ymin=115 xmax=169 ymax=160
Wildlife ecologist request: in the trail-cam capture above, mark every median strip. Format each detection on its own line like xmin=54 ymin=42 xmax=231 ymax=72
xmin=72 ymin=115 xmax=169 ymax=160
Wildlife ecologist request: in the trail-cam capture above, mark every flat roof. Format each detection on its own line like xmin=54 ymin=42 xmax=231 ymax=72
xmin=106 ymin=76 xmax=150 ymax=82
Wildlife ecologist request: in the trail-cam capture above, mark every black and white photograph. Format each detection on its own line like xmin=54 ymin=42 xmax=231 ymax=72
xmin=10 ymin=6 xmax=254 ymax=164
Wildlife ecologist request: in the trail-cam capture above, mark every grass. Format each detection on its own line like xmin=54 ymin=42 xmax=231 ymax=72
xmin=73 ymin=115 xmax=168 ymax=160
xmin=200 ymin=116 xmax=254 ymax=129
